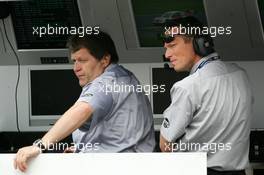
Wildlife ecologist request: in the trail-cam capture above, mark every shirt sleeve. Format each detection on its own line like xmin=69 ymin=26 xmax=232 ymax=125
xmin=160 ymin=85 xmax=194 ymax=142
xmin=77 ymin=81 xmax=113 ymax=121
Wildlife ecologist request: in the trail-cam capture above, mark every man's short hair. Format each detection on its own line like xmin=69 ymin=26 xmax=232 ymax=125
xmin=162 ymin=16 xmax=215 ymax=56
xmin=67 ymin=31 xmax=119 ymax=63
xmin=164 ymin=16 xmax=204 ymax=33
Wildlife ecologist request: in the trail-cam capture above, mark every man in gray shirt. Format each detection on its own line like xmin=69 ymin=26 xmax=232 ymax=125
xmin=14 ymin=31 xmax=155 ymax=172
xmin=73 ymin=63 xmax=155 ymax=153
xmin=160 ymin=16 xmax=253 ymax=175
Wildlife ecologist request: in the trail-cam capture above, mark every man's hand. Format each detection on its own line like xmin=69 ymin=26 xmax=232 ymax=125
xmin=160 ymin=134 xmax=173 ymax=152
xmin=63 ymin=146 xmax=76 ymax=153
xmin=14 ymin=145 xmax=41 ymax=172
xmin=13 ymin=101 xmax=93 ymax=172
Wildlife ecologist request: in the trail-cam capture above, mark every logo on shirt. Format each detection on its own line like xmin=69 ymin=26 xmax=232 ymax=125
xmin=81 ymin=93 xmax=93 ymax=97
xmin=163 ymin=118 xmax=170 ymax=128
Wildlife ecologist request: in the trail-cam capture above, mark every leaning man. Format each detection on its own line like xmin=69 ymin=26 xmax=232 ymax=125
xmin=14 ymin=31 xmax=155 ymax=172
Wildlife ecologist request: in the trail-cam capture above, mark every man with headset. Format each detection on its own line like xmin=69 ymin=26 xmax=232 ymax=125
xmin=159 ymin=16 xmax=253 ymax=175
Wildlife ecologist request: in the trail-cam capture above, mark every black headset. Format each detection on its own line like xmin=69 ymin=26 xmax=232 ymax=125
xmin=162 ymin=33 xmax=215 ymax=58
xmin=192 ymin=35 xmax=215 ymax=57
xmin=0 ymin=2 xmax=10 ymax=19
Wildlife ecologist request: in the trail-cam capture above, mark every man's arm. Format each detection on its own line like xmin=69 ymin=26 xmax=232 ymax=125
xmin=159 ymin=86 xmax=193 ymax=152
xmin=14 ymin=101 xmax=93 ymax=172
xmin=41 ymin=101 xmax=93 ymax=146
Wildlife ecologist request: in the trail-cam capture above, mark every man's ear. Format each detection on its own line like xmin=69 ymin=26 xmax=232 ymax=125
xmin=101 ymin=54 xmax=111 ymax=67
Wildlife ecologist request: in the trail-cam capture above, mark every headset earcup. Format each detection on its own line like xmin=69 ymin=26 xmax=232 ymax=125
xmin=0 ymin=2 xmax=10 ymax=19
xmin=193 ymin=37 xmax=201 ymax=56
xmin=193 ymin=36 xmax=214 ymax=57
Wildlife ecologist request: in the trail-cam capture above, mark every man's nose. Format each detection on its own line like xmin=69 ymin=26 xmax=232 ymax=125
xmin=73 ymin=62 xmax=81 ymax=72
xmin=164 ymin=49 xmax=172 ymax=60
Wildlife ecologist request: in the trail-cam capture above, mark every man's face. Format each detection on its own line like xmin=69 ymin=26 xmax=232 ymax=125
xmin=71 ymin=48 xmax=108 ymax=87
xmin=164 ymin=29 xmax=199 ymax=72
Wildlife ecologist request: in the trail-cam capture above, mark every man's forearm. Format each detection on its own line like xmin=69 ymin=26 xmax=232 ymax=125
xmin=41 ymin=102 xmax=93 ymax=148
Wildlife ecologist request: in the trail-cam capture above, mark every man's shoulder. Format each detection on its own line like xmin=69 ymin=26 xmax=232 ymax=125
xmin=224 ymin=62 xmax=247 ymax=73
xmin=172 ymin=72 xmax=198 ymax=90
xmin=102 ymin=64 xmax=134 ymax=79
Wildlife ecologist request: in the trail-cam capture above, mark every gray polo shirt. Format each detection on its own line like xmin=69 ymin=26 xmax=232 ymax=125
xmin=160 ymin=53 xmax=253 ymax=170
xmin=72 ymin=64 xmax=155 ymax=152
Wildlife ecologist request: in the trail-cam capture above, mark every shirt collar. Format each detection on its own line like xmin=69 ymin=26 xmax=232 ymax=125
xmin=82 ymin=63 xmax=117 ymax=88
xmin=104 ymin=63 xmax=117 ymax=72
xmin=190 ymin=52 xmax=219 ymax=75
